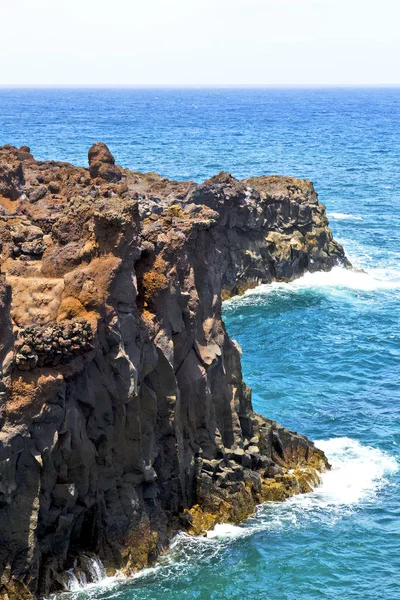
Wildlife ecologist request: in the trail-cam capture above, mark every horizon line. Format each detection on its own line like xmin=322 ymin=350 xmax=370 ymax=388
xmin=1 ymin=83 xmax=400 ymax=90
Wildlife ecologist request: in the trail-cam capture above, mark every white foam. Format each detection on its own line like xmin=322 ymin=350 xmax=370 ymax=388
xmin=299 ymin=437 xmax=398 ymax=512
xmin=66 ymin=575 xmax=121 ymax=593
xmin=224 ymin=267 xmax=400 ymax=308
xmin=330 ymin=212 xmax=363 ymax=221
xmin=283 ymin=267 xmax=400 ymax=292
xmin=315 ymin=437 xmax=398 ymax=505
xmin=52 ymin=557 xmax=128 ymax=599
xmin=60 ymin=576 xmax=125 ymax=599
xmin=206 ymin=523 xmax=246 ymax=539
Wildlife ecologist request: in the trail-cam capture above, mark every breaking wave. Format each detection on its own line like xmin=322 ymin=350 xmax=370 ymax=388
xmin=330 ymin=212 xmax=363 ymax=221
xmin=224 ymin=266 xmax=400 ymax=311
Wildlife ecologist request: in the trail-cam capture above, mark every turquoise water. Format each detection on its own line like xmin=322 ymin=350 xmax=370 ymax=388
xmin=1 ymin=88 xmax=400 ymax=599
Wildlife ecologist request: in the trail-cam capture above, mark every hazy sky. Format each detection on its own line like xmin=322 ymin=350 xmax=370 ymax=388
xmin=2 ymin=0 xmax=400 ymax=86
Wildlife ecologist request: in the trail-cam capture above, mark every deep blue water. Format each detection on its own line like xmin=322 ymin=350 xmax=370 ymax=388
xmin=1 ymin=88 xmax=400 ymax=600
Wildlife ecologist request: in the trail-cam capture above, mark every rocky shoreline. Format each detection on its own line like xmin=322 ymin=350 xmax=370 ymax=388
xmin=0 ymin=143 xmax=349 ymax=599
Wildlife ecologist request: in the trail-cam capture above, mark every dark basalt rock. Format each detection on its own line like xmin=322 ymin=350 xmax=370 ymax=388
xmin=0 ymin=143 xmax=348 ymax=599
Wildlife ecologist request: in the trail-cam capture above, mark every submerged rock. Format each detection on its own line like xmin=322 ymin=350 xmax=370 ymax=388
xmin=0 ymin=143 xmax=348 ymax=598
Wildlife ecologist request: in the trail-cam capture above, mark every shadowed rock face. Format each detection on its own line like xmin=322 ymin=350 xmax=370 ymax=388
xmin=0 ymin=144 xmax=348 ymax=599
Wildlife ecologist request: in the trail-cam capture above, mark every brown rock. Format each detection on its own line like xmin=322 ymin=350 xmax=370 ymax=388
xmin=88 ymin=142 xmax=121 ymax=182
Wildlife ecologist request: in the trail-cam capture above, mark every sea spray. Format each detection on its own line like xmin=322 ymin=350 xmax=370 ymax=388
xmin=56 ymin=556 xmax=126 ymax=598
xmin=224 ymin=267 xmax=400 ymax=308
xmin=316 ymin=437 xmax=398 ymax=505
xmin=65 ymin=570 xmax=87 ymax=592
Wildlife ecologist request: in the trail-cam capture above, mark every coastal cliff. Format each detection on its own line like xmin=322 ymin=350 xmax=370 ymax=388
xmin=0 ymin=143 xmax=348 ymax=599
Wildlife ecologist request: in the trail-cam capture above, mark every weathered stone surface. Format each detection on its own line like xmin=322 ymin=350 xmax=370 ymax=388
xmin=88 ymin=142 xmax=121 ymax=182
xmin=0 ymin=143 xmax=349 ymax=598
xmin=15 ymin=321 xmax=94 ymax=370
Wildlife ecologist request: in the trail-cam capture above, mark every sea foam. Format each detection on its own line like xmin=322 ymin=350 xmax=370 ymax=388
xmin=286 ymin=266 xmax=400 ymax=292
xmin=223 ymin=267 xmax=400 ymax=310
xmin=315 ymin=437 xmax=398 ymax=505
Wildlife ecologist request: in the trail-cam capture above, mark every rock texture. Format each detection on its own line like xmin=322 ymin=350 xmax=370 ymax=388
xmin=0 ymin=143 xmax=349 ymax=599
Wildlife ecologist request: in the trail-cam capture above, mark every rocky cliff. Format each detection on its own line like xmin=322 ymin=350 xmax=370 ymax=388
xmin=0 ymin=143 xmax=349 ymax=599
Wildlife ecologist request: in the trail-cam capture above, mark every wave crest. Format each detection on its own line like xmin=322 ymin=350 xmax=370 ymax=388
xmin=223 ymin=268 xmax=400 ymax=310
xmin=330 ymin=212 xmax=363 ymax=221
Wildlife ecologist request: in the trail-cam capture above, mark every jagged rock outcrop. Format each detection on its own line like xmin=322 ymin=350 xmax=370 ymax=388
xmin=0 ymin=143 xmax=349 ymax=599
xmin=15 ymin=321 xmax=94 ymax=370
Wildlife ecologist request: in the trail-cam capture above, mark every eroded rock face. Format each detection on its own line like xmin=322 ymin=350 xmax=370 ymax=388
xmin=0 ymin=144 xmax=349 ymax=599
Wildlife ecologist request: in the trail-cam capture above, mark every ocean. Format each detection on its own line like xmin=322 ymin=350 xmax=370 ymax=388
xmin=1 ymin=87 xmax=399 ymax=599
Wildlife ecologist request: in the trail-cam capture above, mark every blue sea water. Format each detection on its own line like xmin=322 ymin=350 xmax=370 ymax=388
xmin=1 ymin=88 xmax=400 ymax=600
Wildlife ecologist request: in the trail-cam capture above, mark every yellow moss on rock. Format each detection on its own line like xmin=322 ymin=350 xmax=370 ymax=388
xmin=141 ymin=255 xmax=168 ymax=302
xmin=0 ymin=577 xmax=33 ymax=600
xmin=221 ymin=280 xmax=258 ymax=302
xmin=221 ymin=289 xmax=232 ymax=301
xmin=292 ymin=467 xmax=321 ymax=493
xmin=185 ymin=505 xmax=221 ymax=536
xmin=120 ymin=519 xmax=159 ymax=575
xmin=187 ymin=463 xmax=327 ymax=537
xmin=165 ymin=204 xmax=188 ymax=219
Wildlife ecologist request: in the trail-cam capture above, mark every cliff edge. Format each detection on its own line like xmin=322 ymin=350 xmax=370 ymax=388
xmin=0 ymin=143 xmax=349 ymax=598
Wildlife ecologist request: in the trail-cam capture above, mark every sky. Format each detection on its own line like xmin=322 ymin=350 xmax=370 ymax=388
xmin=1 ymin=0 xmax=400 ymax=86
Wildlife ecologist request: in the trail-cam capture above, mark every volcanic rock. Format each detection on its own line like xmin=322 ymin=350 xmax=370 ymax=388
xmin=88 ymin=142 xmax=121 ymax=182
xmin=0 ymin=143 xmax=349 ymax=598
